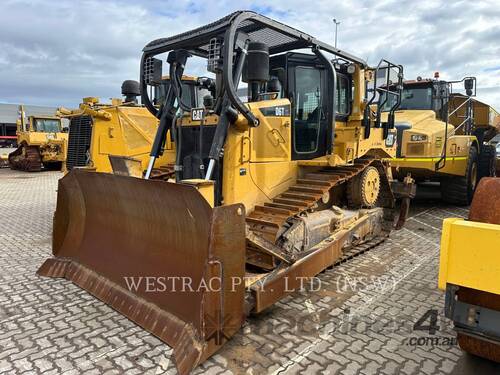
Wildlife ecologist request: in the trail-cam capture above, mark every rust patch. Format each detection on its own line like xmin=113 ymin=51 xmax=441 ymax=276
xmin=469 ymin=177 xmax=500 ymax=224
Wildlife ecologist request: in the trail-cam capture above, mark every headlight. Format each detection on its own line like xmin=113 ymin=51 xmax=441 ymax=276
xmin=411 ymin=134 xmax=427 ymax=142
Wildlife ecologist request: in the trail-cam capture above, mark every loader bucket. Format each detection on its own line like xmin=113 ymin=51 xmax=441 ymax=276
xmin=37 ymin=170 xmax=246 ymax=375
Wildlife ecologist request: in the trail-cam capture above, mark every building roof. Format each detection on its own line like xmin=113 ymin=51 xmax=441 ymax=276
xmin=0 ymin=103 xmax=59 ymax=124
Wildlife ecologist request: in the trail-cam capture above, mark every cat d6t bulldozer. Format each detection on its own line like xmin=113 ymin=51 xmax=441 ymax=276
xmin=38 ymin=11 xmax=415 ymax=374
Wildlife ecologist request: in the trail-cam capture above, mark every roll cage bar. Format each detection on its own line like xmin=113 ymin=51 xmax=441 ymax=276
xmin=140 ymin=11 xmax=367 ymax=121
xmin=140 ymin=11 xmax=371 ymax=181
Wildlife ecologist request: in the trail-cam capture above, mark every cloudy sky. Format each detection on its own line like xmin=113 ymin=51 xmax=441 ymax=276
xmin=1 ymin=0 xmax=499 ymax=110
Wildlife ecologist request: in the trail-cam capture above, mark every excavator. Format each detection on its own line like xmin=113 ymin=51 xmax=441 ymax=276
xmin=381 ymin=75 xmax=499 ymax=205
xmin=62 ymin=76 xmax=214 ymax=177
xmin=8 ymin=106 xmax=68 ymax=171
xmin=38 ymin=11 xmax=415 ymax=374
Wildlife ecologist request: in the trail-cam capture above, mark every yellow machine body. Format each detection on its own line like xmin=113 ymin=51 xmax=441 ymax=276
xmin=37 ymin=12 xmax=416 ymax=375
xmin=9 ymin=110 xmax=68 ymax=171
xmin=386 ymin=78 xmax=498 ymax=205
xmin=438 ymin=177 xmax=500 ymax=363
xmin=438 ymin=218 xmax=500 ymax=295
xmin=18 ymin=116 xmax=68 ymax=162
xmin=64 ymin=75 xmax=205 ymax=174
xmin=390 ymin=109 xmax=477 ymax=178
xmin=449 ymin=95 xmax=500 ymax=135
xmin=64 ymin=98 xmax=174 ymax=173
xmin=184 ymin=67 xmax=397 ymax=211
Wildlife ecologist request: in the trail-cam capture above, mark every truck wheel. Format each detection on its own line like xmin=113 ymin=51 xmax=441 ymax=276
xmin=440 ymin=146 xmax=478 ymax=205
xmin=478 ymin=144 xmax=496 ymax=180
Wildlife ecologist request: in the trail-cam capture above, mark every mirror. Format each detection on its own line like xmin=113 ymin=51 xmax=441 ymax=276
xmin=464 ymin=78 xmax=474 ymax=96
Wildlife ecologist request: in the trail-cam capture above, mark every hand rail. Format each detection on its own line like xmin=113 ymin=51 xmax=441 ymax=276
xmin=435 ymin=77 xmax=476 ymax=171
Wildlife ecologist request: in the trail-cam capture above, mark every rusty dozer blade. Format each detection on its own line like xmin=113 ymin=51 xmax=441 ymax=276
xmin=37 ymin=170 xmax=246 ymax=375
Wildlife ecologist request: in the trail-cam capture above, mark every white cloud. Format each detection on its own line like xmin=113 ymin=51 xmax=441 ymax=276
xmin=0 ymin=0 xmax=499 ymax=110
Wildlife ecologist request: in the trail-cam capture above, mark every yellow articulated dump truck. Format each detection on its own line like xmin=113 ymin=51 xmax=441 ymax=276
xmin=63 ymin=77 xmax=214 ymax=179
xmin=37 ymin=11 xmax=415 ymax=374
xmin=8 ymin=106 xmax=68 ymax=171
xmin=439 ymin=177 xmax=500 ymax=362
xmin=382 ymin=76 xmax=498 ymax=205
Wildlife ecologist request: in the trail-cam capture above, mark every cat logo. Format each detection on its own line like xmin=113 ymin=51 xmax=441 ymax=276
xmin=191 ymin=108 xmax=204 ymax=121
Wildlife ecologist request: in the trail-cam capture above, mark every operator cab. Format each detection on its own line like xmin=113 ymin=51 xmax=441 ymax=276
xmin=381 ymin=76 xmax=477 ymax=129
xmin=381 ymin=79 xmax=450 ymax=120
xmin=140 ymin=11 xmax=402 ymax=202
xmin=248 ymin=52 xmax=353 ymax=160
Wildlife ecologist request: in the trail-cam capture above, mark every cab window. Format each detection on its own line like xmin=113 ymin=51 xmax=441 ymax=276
xmin=336 ymin=74 xmax=350 ymax=115
xmin=34 ymin=119 xmax=61 ymax=132
xmin=154 ymin=80 xmax=194 ymax=108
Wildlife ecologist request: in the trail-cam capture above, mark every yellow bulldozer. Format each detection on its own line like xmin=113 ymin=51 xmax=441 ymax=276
xmin=438 ymin=177 xmax=500 ymax=362
xmin=62 ymin=76 xmax=214 ymax=179
xmin=37 ymin=11 xmax=415 ymax=374
xmin=8 ymin=106 xmax=68 ymax=171
xmin=381 ymin=76 xmax=499 ymax=205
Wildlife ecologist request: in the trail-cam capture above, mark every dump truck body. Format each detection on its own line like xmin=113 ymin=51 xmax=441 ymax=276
xmin=9 ymin=108 xmax=68 ymax=171
xmin=438 ymin=177 xmax=500 ymax=362
xmin=38 ymin=11 xmax=415 ymax=374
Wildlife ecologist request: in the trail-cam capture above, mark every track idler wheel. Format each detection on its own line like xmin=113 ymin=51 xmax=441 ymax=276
xmin=347 ymin=166 xmax=381 ymax=208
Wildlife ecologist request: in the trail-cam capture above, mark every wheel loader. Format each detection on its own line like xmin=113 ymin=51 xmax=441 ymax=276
xmin=382 ymin=76 xmax=499 ymax=205
xmin=8 ymin=106 xmax=68 ymax=171
xmin=63 ymin=76 xmax=214 ymax=178
xmin=438 ymin=177 xmax=500 ymax=362
xmin=37 ymin=11 xmax=415 ymax=374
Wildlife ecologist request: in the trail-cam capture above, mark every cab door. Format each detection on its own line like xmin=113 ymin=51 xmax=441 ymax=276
xmin=289 ymin=64 xmax=329 ymax=160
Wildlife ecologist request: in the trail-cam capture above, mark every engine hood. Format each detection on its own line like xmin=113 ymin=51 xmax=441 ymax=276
xmin=393 ymin=110 xmax=439 ymax=129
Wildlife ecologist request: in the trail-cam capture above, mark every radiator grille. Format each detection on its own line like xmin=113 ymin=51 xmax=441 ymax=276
xmin=407 ymin=143 xmax=425 ymax=156
xmin=67 ymin=115 xmax=92 ymax=170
